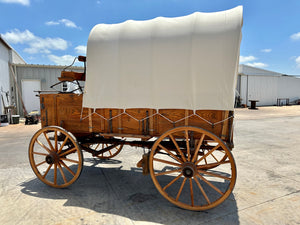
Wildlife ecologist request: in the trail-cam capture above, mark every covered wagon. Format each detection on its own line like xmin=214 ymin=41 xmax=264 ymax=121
xmin=29 ymin=6 xmax=243 ymax=211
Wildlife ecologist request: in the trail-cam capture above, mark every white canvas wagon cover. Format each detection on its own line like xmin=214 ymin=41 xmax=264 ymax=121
xmin=83 ymin=6 xmax=243 ymax=111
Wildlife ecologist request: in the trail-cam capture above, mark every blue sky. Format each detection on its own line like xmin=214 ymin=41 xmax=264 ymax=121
xmin=1 ymin=0 xmax=300 ymax=75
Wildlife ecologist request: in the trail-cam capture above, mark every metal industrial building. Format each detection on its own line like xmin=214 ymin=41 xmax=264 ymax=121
xmin=11 ymin=64 xmax=83 ymax=116
xmin=0 ymin=36 xmax=26 ymax=118
xmin=237 ymin=65 xmax=300 ymax=107
xmin=1 ymin=35 xmax=83 ymax=118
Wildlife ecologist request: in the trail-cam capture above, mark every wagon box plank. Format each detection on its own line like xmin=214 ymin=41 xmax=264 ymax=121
xmin=40 ymin=93 xmax=233 ymax=144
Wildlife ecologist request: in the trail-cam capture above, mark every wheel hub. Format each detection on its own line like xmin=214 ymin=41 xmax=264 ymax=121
xmin=182 ymin=162 xmax=197 ymax=178
xmin=45 ymin=153 xmax=58 ymax=164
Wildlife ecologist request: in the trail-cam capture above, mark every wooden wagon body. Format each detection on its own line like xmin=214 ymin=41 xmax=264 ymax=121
xmin=40 ymin=93 xmax=234 ymax=144
xmin=29 ymin=6 xmax=242 ymax=211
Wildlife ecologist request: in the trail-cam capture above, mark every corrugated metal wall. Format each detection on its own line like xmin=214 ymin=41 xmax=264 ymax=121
xmin=278 ymin=76 xmax=300 ymax=102
xmin=13 ymin=65 xmax=83 ymax=116
xmin=239 ymin=74 xmax=300 ymax=106
xmin=0 ymin=42 xmax=10 ymax=114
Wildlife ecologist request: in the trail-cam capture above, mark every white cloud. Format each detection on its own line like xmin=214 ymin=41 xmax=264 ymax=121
xmin=295 ymin=56 xmax=300 ymax=68
xmin=2 ymin=29 xmax=35 ymax=44
xmin=240 ymin=55 xmax=268 ymax=68
xmin=59 ymin=19 xmax=78 ymax=28
xmin=239 ymin=55 xmax=256 ymax=63
xmin=48 ymin=54 xmax=76 ymax=65
xmin=24 ymin=37 xmax=68 ymax=54
xmin=75 ymin=45 xmax=87 ymax=55
xmin=290 ymin=32 xmax=300 ymax=40
xmin=45 ymin=19 xmax=81 ymax=29
xmin=261 ymin=49 xmax=272 ymax=53
xmin=2 ymin=29 xmax=68 ymax=54
xmin=0 ymin=0 xmax=29 ymax=6
xmin=246 ymin=62 xmax=268 ymax=68
xmin=45 ymin=21 xmax=59 ymax=26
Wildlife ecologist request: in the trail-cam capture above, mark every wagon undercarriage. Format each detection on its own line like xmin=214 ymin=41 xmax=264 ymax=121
xmin=29 ymin=124 xmax=236 ymax=211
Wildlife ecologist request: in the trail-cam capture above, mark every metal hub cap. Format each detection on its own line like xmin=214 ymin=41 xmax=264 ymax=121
xmin=182 ymin=162 xmax=197 ymax=178
xmin=45 ymin=153 xmax=58 ymax=164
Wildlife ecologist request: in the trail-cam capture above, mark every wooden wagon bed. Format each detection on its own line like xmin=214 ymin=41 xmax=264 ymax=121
xmin=40 ymin=93 xmax=234 ymax=147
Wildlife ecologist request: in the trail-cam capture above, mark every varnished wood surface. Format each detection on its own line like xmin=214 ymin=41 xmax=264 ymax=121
xmin=40 ymin=93 xmax=233 ymax=144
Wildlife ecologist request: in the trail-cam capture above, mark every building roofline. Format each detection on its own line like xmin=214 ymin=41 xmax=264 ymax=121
xmin=239 ymin=64 xmax=283 ymax=76
xmin=0 ymin=35 xmax=12 ymax=50
xmin=11 ymin=48 xmax=26 ymax=64
xmin=12 ymin=63 xmax=84 ymax=70
xmin=1 ymin=35 xmax=27 ymax=64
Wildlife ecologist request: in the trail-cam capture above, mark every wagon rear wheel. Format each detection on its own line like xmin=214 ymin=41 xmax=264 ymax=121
xmin=29 ymin=126 xmax=83 ymax=188
xmin=149 ymin=126 xmax=236 ymax=211
xmin=90 ymin=143 xmax=124 ymax=159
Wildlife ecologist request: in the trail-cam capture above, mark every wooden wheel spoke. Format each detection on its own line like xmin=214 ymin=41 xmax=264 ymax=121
xmin=176 ymin=177 xmax=187 ymax=201
xmin=197 ymin=160 xmax=230 ymax=169
xmin=43 ymin=131 xmax=55 ymax=151
xmin=155 ymin=168 xmax=182 ymax=177
xmin=57 ymin=163 xmax=67 ymax=184
xmin=153 ymin=158 xmax=182 ymax=167
xmin=60 ymin=160 xmax=75 ymax=176
xmin=35 ymin=140 xmax=51 ymax=154
xmin=195 ymin=144 xmax=220 ymax=165
xmin=204 ymin=152 xmax=208 ymax=165
xmin=169 ymin=134 xmax=187 ymax=162
xmin=196 ymin=173 xmax=224 ymax=195
xmin=163 ymin=173 xmax=183 ymax=191
xmin=33 ymin=151 xmax=48 ymax=156
xmin=93 ymin=143 xmax=123 ymax=159
xmin=36 ymin=160 xmax=47 ymax=167
xmin=42 ymin=164 xmax=52 ymax=179
xmin=185 ymin=130 xmax=191 ymax=161
xmin=57 ymin=136 xmax=69 ymax=154
xmin=194 ymin=176 xmax=211 ymax=204
xmin=61 ymin=158 xmax=79 ymax=164
xmin=198 ymin=169 xmax=231 ymax=181
xmin=149 ymin=126 xmax=236 ymax=210
xmin=54 ymin=164 xmax=57 ymax=185
xmin=29 ymin=126 xmax=83 ymax=188
xmin=158 ymin=144 xmax=183 ymax=164
xmin=94 ymin=143 xmax=100 ymax=150
xmin=59 ymin=147 xmax=77 ymax=157
xmin=211 ymin=153 xmax=219 ymax=163
xmin=189 ymin=178 xmax=194 ymax=206
xmin=54 ymin=130 xmax=58 ymax=152
xmin=191 ymin=134 xmax=205 ymax=163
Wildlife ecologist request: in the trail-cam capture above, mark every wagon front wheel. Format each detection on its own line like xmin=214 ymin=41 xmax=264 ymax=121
xmin=149 ymin=126 xmax=236 ymax=211
xmin=29 ymin=126 xmax=83 ymax=188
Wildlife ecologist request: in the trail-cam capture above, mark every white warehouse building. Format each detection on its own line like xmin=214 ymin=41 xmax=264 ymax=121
xmin=0 ymin=36 xmax=26 ymax=116
xmin=237 ymin=65 xmax=300 ymax=107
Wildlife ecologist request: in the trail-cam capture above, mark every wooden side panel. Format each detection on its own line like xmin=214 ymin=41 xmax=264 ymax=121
xmin=40 ymin=93 xmax=233 ymax=143
xmin=56 ymin=94 xmax=90 ymax=135
xmin=40 ymin=94 xmax=57 ymax=127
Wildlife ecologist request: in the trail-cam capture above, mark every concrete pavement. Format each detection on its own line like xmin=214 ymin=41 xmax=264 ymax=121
xmin=0 ymin=106 xmax=299 ymax=224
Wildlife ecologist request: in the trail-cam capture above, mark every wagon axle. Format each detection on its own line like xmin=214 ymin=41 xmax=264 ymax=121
xmin=45 ymin=154 xmax=57 ymax=164
xmin=182 ymin=162 xmax=197 ymax=178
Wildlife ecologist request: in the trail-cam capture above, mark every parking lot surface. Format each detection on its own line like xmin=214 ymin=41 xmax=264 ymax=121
xmin=0 ymin=106 xmax=300 ymax=225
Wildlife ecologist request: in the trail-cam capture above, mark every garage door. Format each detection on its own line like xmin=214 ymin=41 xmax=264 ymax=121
xmin=21 ymin=80 xmax=41 ymax=113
